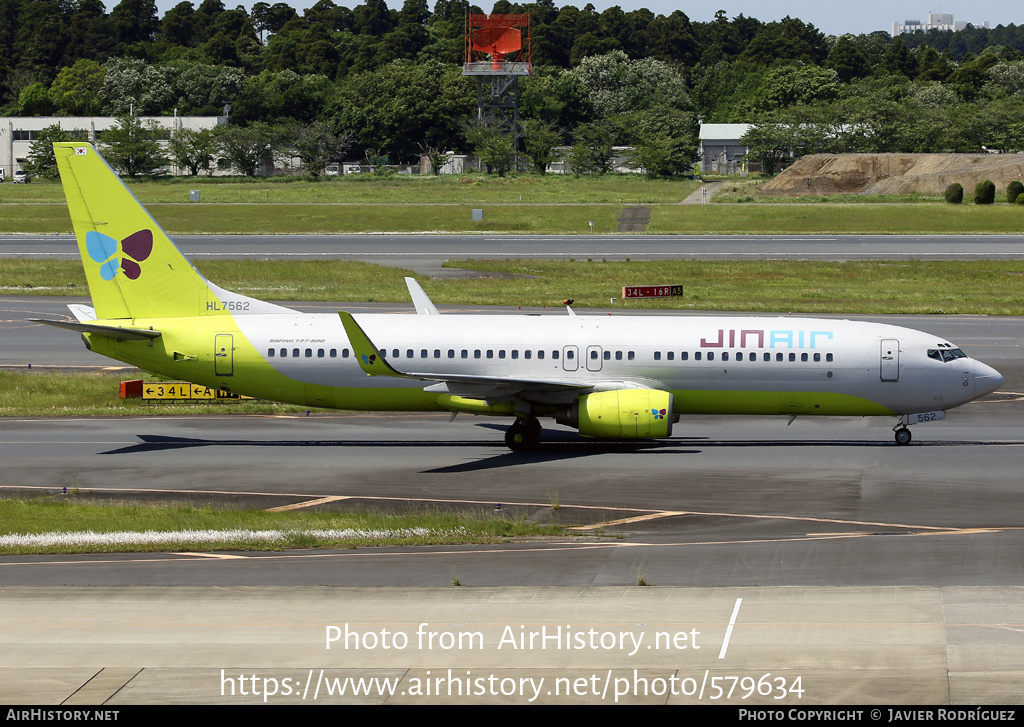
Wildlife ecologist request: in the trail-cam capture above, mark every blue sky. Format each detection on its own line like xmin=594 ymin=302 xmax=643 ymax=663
xmin=153 ymin=2 xmax=1013 ymax=38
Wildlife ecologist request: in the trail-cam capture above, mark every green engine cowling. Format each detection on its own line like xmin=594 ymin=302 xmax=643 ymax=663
xmin=556 ymin=389 xmax=675 ymax=439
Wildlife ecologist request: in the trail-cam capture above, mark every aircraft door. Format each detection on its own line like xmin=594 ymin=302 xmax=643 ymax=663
xmin=880 ymin=339 xmax=899 ymax=381
xmin=562 ymin=345 xmax=579 ymax=372
xmin=586 ymin=345 xmax=603 ymax=371
xmin=215 ymin=334 xmax=234 ymax=376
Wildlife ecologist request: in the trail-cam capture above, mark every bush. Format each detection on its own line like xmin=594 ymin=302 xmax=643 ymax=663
xmin=1017 ymin=194 xmax=1024 ymax=205
xmin=1008 ymin=181 xmax=1024 ymax=204
xmin=974 ymin=180 xmax=996 ymax=205
xmin=944 ymin=183 xmax=963 ymax=204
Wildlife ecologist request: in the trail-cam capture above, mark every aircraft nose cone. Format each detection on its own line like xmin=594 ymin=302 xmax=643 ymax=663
xmin=975 ymin=362 xmax=1004 ymax=397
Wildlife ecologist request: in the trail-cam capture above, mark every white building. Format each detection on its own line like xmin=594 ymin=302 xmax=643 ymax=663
xmin=698 ymin=123 xmax=752 ymax=174
xmin=892 ymin=13 xmax=988 ymax=36
xmin=0 ymin=115 xmax=227 ymax=178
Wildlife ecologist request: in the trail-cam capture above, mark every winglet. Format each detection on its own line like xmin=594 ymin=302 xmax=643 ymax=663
xmin=405 ymin=277 xmax=439 ymax=315
xmin=339 ymin=312 xmax=404 ymax=377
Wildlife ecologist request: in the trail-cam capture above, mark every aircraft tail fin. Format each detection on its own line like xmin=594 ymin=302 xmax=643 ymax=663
xmin=54 ymin=142 xmax=228 ymax=320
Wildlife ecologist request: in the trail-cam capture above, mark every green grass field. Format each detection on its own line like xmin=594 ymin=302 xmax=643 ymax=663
xmin=0 ymin=496 xmax=564 ymax=554
xmin=7 ymin=258 xmax=1024 ymax=315
xmin=4 ymin=198 xmax=1021 ymax=234
xmin=0 ymin=174 xmax=702 ymax=204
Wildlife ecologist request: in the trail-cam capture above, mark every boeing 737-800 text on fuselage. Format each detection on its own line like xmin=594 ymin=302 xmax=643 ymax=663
xmin=33 ymin=143 xmax=1004 ymax=450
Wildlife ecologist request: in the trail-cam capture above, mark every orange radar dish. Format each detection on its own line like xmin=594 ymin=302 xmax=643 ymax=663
xmin=473 ymin=27 xmax=522 ymax=56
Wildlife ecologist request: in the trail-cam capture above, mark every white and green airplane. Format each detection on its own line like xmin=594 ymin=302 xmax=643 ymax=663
xmin=34 ymin=142 xmax=1003 ymax=449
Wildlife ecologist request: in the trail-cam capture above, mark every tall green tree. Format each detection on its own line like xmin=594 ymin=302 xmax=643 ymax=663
xmin=520 ymin=118 xmax=562 ymax=175
xmin=292 ymin=121 xmax=352 ymax=177
xmin=741 ymin=121 xmax=798 ymax=175
xmin=568 ymin=120 xmax=616 ymax=176
xmin=167 ymin=127 xmax=218 ymax=175
xmin=101 ymin=113 xmax=169 ymax=177
xmin=464 ymin=114 xmax=515 ymax=176
xmin=49 ymin=59 xmax=105 ymax=116
xmin=214 ymin=122 xmax=283 ymax=176
xmin=825 ymin=35 xmax=869 ymax=83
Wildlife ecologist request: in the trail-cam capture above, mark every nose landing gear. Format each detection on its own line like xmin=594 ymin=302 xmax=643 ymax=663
xmin=894 ymin=427 xmax=912 ymax=445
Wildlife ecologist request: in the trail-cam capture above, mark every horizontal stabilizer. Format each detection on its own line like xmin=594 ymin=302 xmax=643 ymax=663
xmin=29 ymin=318 xmax=161 ymax=341
xmin=67 ymin=304 xmax=97 ymax=322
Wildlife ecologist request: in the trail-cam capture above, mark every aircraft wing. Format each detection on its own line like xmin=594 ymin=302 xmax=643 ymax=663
xmin=29 ymin=318 xmax=161 ymax=342
xmin=339 ymin=311 xmax=592 ymax=399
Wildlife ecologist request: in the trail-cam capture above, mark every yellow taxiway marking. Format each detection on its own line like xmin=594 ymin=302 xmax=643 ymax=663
xmin=570 ymin=512 xmax=687 ymax=531
xmin=265 ymin=496 xmax=349 ymax=512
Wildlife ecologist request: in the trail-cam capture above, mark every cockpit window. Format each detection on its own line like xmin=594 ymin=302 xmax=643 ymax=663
xmin=928 ymin=348 xmax=967 ymax=362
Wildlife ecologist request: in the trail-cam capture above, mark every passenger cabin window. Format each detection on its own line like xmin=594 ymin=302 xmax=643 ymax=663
xmin=331 ymin=349 xmax=338 ymax=358
xmin=268 ymin=349 xmax=275 ymax=357
xmin=654 ymin=351 xmax=661 ymax=361
xmin=342 ymin=349 xmax=349 ymax=358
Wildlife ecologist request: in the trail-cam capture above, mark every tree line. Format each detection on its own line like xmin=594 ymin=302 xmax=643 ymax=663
xmin=5 ymin=0 xmax=1024 ymax=176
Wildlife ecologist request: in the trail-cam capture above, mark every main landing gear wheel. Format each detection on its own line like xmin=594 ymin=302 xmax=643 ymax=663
xmin=505 ymin=416 xmax=541 ymax=451
xmin=894 ymin=428 xmax=912 ymax=446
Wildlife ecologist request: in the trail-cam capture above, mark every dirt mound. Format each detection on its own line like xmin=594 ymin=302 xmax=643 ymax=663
xmin=761 ymin=153 xmax=1024 ymax=196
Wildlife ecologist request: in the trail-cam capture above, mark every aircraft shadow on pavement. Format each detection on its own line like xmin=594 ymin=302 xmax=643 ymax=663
xmin=98 ymin=433 xmax=704 ymax=472
xmin=95 ymin=427 xmax=1017 ymax=478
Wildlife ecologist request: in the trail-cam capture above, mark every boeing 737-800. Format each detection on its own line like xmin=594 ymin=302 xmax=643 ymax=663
xmin=33 ymin=143 xmax=1004 ymax=450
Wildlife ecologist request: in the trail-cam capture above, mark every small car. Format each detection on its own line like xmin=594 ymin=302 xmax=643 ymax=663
xmin=13 ymin=170 xmax=29 ymax=183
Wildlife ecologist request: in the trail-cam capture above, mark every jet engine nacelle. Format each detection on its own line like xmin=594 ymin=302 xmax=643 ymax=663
xmin=556 ymin=389 xmax=675 ymax=439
